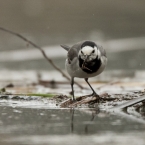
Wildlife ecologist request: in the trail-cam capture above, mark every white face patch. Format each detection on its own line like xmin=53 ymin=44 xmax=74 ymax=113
xmin=78 ymin=46 xmax=101 ymax=62
xmin=81 ymin=46 xmax=94 ymax=55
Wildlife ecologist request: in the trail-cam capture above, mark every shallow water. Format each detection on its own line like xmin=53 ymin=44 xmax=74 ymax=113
xmin=0 ymin=104 xmax=144 ymax=145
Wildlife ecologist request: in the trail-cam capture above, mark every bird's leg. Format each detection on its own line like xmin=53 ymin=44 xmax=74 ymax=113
xmin=71 ymin=77 xmax=75 ymax=101
xmin=84 ymin=78 xmax=100 ymax=98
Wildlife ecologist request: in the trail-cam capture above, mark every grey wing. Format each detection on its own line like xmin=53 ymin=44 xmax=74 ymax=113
xmin=98 ymin=45 xmax=107 ymax=57
xmin=67 ymin=41 xmax=84 ymax=63
xmin=98 ymin=45 xmax=107 ymax=68
xmin=67 ymin=47 xmax=78 ymax=62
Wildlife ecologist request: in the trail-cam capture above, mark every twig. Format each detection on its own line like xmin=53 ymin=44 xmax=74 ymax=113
xmin=0 ymin=27 xmax=83 ymax=89
xmin=110 ymin=95 xmax=145 ymax=111
xmin=96 ymin=80 xmax=120 ymax=90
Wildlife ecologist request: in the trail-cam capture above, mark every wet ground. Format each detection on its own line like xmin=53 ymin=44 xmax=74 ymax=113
xmin=0 ymin=71 xmax=145 ymax=145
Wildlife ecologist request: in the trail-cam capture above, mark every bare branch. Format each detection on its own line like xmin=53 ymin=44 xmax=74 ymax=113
xmin=0 ymin=27 xmax=84 ymax=89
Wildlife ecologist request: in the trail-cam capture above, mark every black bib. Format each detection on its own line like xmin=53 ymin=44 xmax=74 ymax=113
xmin=79 ymin=56 xmax=101 ymax=74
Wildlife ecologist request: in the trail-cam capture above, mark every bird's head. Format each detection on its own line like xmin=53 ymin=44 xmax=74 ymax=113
xmin=78 ymin=41 xmax=101 ymax=62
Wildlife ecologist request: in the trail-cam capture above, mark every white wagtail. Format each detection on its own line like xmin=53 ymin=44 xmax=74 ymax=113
xmin=61 ymin=40 xmax=107 ymax=101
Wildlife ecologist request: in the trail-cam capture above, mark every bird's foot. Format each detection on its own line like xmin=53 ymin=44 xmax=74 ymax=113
xmin=83 ymin=93 xmax=101 ymax=104
xmin=92 ymin=93 xmax=100 ymax=98
xmin=86 ymin=92 xmax=100 ymax=99
xmin=71 ymin=97 xmax=77 ymax=102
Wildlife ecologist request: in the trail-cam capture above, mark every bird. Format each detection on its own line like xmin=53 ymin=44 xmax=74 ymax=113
xmin=61 ymin=40 xmax=107 ymax=101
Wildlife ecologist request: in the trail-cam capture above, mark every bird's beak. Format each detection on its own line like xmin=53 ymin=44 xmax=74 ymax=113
xmin=84 ymin=55 xmax=89 ymax=62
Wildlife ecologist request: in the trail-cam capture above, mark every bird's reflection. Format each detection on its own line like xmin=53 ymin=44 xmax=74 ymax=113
xmin=70 ymin=108 xmax=100 ymax=134
xmin=85 ymin=110 xmax=96 ymax=134
xmin=70 ymin=108 xmax=75 ymax=133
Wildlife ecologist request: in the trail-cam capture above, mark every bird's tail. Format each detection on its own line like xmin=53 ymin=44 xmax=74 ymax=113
xmin=60 ymin=44 xmax=70 ymax=51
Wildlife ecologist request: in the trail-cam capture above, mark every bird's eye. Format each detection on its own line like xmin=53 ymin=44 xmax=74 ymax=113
xmin=92 ymin=50 xmax=95 ymax=53
xmin=81 ymin=51 xmax=83 ymax=54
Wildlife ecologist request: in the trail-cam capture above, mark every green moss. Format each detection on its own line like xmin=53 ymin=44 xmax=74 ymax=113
xmin=28 ymin=93 xmax=55 ymax=97
xmin=0 ymin=88 xmax=6 ymax=93
xmin=15 ymin=93 xmax=56 ymax=98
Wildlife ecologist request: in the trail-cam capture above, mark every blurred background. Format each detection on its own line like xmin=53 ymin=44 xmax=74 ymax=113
xmin=0 ymin=0 xmax=145 ymax=72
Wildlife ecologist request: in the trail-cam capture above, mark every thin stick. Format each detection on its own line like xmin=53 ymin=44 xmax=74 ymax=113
xmin=0 ymin=27 xmax=84 ymax=89
xmin=96 ymin=80 xmax=120 ymax=90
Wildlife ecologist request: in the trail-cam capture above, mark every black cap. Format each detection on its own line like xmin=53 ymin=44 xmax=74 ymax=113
xmin=81 ymin=41 xmax=97 ymax=48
